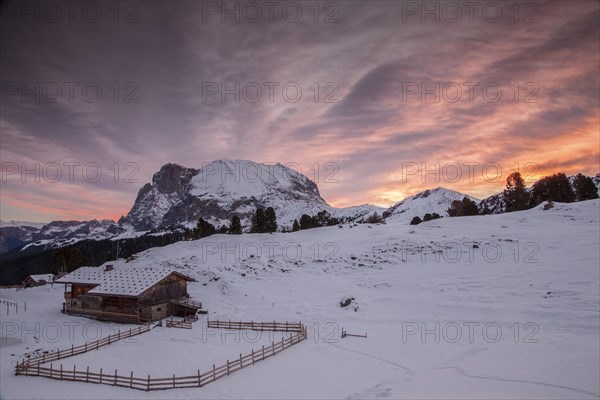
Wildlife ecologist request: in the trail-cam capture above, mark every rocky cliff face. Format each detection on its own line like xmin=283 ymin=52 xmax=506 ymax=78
xmin=119 ymin=159 xmax=331 ymax=230
xmin=118 ymin=163 xmax=198 ymax=230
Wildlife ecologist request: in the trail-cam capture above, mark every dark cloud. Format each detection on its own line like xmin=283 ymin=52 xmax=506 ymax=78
xmin=1 ymin=0 xmax=598 ymax=220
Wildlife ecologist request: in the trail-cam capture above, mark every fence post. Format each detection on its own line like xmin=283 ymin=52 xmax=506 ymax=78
xmin=42 ymin=353 xmax=45 ymax=364
xmin=50 ymin=363 xmax=53 ymax=378
xmin=227 ymin=360 xmax=230 ymax=375
xmin=86 ymin=366 xmax=89 ymax=382
xmin=239 ymin=353 xmax=242 ymax=367
xmin=100 ymin=368 xmax=103 ymax=384
xmin=197 ymin=369 xmax=201 ymax=387
xmin=37 ymin=361 xmax=40 ymax=375
xmin=172 ymin=374 xmax=175 ymax=388
xmin=73 ymin=364 xmax=76 ymax=379
xmin=57 ymin=349 xmax=60 ymax=360
xmin=25 ymin=302 xmax=27 ymax=312
xmin=114 ymin=369 xmax=117 ymax=385
xmin=213 ymin=364 xmax=216 ymax=380
xmin=71 ymin=344 xmax=74 ymax=356
xmin=147 ymin=374 xmax=150 ymax=391
xmin=252 ymin=349 xmax=255 ymax=365
xmin=130 ymin=371 xmax=133 ymax=388
xmin=272 ymin=342 xmax=275 ymax=356
xmin=262 ymin=345 xmax=265 ymax=359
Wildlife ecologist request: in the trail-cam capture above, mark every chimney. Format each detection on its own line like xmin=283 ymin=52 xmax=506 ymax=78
xmin=104 ymin=264 xmax=114 ymax=272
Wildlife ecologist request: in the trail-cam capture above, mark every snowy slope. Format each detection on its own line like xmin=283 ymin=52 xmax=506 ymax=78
xmin=1 ymin=199 xmax=598 ymax=399
xmin=383 ymin=187 xmax=479 ymax=222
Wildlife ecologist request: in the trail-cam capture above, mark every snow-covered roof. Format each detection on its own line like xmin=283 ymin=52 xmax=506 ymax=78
xmin=26 ymin=274 xmax=54 ymax=282
xmin=56 ymin=266 xmax=193 ymax=297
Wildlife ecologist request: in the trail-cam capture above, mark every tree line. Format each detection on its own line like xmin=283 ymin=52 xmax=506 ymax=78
xmin=448 ymin=171 xmax=598 ymax=218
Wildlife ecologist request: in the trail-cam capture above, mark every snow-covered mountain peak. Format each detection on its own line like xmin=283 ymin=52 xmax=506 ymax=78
xmin=383 ymin=187 xmax=478 ymax=222
xmin=120 ymin=159 xmax=329 ymax=231
xmin=189 ymin=159 xmax=321 ymax=200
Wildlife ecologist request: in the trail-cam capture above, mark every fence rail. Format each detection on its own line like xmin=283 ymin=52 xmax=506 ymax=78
xmin=207 ymin=319 xmax=304 ymax=333
xmin=16 ymin=320 xmax=306 ymax=391
xmin=166 ymin=319 xmax=192 ymax=329
xmin=19 ymin=324 xmax=151 ymax=367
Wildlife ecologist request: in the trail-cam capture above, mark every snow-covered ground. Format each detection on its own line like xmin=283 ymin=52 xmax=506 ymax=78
xmin=1 ymin=200 xmax=599 ymax=399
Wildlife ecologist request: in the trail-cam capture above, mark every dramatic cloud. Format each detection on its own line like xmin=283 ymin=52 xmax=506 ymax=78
xmin=1 ymin=0 xmax=598 ymax=220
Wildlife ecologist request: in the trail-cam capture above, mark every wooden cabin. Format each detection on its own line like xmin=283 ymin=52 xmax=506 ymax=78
xmin=56 ymin=265 xmax=201 ymax=324
xmin=22 ymin=274 xmax=55 ymax=288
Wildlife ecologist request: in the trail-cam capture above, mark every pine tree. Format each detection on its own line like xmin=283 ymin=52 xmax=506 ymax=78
xmin=364 ymin=212 xmax=383 ymax=224
xmin=462 ymin=197 xmax=479 ymax=216
xmin=448 ymin=197 xmax=478 ymax=217
xmin=530 ymin=172 xmax=576 ymax=206
xmin=447 ymin=200 xmax=464 ymax=217
xmin=251 ymin=208 xmax=266 ymax=233
xmin=292 ymin=220 xmax=300 ymax=232
xmin=299 ymin=214 xmax=315 ymax=230
xmin=410 ymin=216 xmax=422 ymax=225
xmin=194 ymin=218 xmax=215 ymax=239
xmin=229 ymin=215 xmax=242 ymax=234
xmin=504 ymin=172 xmax=529 ymax=212
xmin=573 ymin=173 xmax=599 ymax=201
xmin=85 ymin=247 xmax=96 ymax=265
xmin=265 ymin=207 xmax=277 ymax=233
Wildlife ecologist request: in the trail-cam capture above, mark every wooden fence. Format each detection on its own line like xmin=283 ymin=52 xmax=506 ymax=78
xmin=18 ymin=324 xmax=151 ymax=367
xmin=207 ymin=319 xmax=304 ymax=333
xmin=166 ymin=318 xmax=192 ymax=329
xmin=16 ymin=320 xmax=306 ymax=391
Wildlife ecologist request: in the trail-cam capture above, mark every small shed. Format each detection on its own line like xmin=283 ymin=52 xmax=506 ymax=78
xmin=56 ymin=265 xmax=201 ymax=324
xmin=22 ymin=274 xmax=55 ymax=288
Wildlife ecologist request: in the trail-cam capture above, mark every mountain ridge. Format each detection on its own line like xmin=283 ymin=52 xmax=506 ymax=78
xmin=2 ymin=162 xmax=598 ymax=253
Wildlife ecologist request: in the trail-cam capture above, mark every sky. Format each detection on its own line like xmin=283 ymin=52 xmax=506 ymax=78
xmin=1 ymin=0 xmax=599 ymax=222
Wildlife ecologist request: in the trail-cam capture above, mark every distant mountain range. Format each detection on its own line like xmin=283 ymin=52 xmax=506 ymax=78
xmin=1 ymin=159 xmax=598 ymax=253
